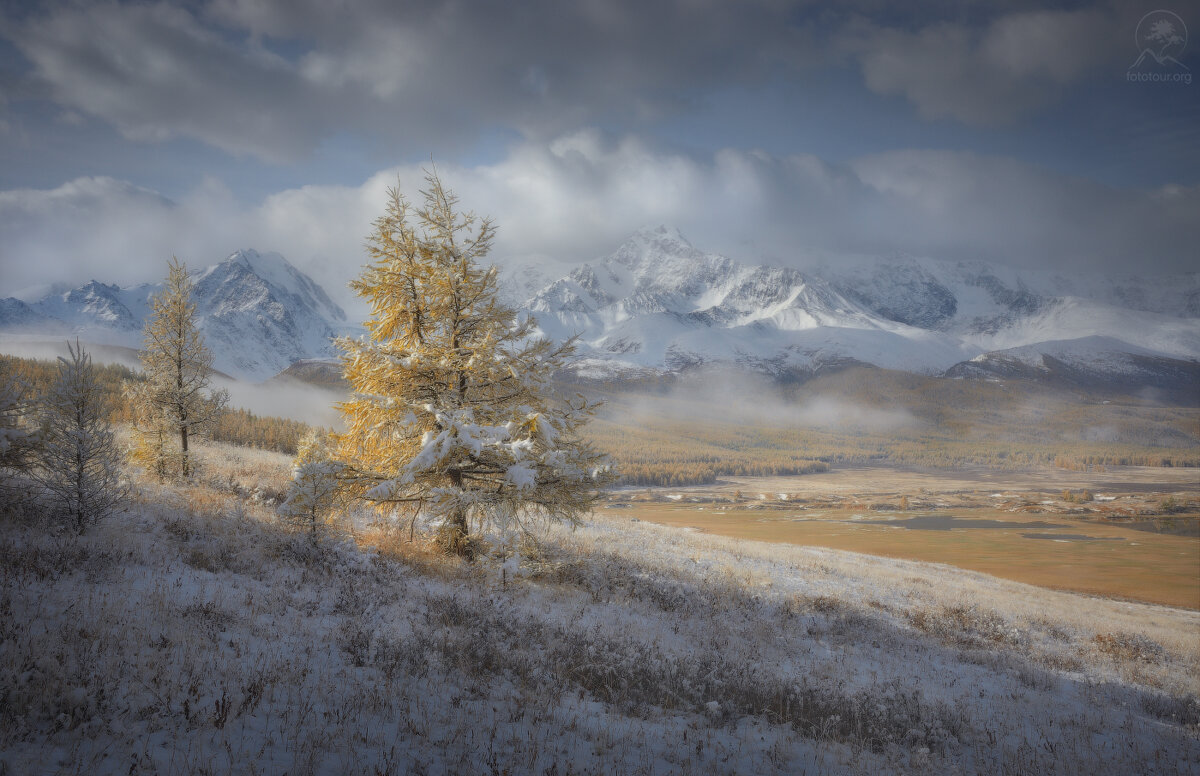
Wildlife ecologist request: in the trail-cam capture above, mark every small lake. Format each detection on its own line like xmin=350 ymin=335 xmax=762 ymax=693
xmin=1021 ymin=533 xmax=1124 ymax=542
xmin=849 ymin=515 xmax=1054 ymax=531
xmin=847 ymin=514 xmax=1125 ymax=542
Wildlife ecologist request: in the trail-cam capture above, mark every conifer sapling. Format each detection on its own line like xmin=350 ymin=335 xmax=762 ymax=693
xmin=0 ymin=375 xmax=37 ymax=474
xmin=36 ymin=340 xmax=125 ymax=533
xmin=280 ymin=429 xmax=345 ymax=543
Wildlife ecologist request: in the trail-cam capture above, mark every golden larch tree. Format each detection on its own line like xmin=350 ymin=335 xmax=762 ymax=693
xmin=334 ymin=172 xmax=612 ymax=554
xmin=129 ymin=257 xmax=228 ymax=479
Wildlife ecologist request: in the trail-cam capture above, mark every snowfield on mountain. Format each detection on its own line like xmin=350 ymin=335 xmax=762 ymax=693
xmin=2 ymin=227 xmax=1197 ymax=388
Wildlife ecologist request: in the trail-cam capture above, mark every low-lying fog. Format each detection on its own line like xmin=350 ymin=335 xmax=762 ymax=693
xmin=0 ymin=334 xmax=143 ymax=371
xmin=605 ymin=371 xmax=920 ymax=432
xmin=1 ymin=336 xmax=344 ymax=429
xmin=7 ymin=338 xmax=1195 ymax=453
xmin=213 ymin=377 xmax=344 ymax=429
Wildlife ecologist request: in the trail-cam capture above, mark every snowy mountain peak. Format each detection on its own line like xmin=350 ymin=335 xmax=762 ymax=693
xmin=521 ymin=228 xmax=1200 ymax=384
xmin=67 ymin=280 xmax=121 ymax=299
xmin=0 ymin=251 xmax=347 ymax=381
xmin=630 ymin=224 xmax=692 ymax=248
xmin=610 ymin=225 xmax=704 ymax=271
xmin=4 ymin=230 xmax=1197 ymax=391
xmin=203 ymin=249 xmax=346 ymax=324
xmin=69 ymin=282 xmax=142 ymax=329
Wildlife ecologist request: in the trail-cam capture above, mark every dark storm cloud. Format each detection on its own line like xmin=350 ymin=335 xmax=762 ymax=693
xmin=845 ymin=149 xmax=1200 ymax=273
xmin=4 ymin=0 xmax=817 ymax=161
xmin=3 ymin=1 xmax=1146 ymax=161
xmin=838 ymin=8 xmax=1124 ymax=125
xmin=8 ymin=4 xmax=322 ymax=162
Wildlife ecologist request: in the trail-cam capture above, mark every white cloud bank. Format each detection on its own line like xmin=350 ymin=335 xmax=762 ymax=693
xmin=1 ymin=132 xmax=1196 ymax=311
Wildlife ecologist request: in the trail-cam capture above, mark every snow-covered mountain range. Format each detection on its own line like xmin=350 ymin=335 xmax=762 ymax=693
xmin=1 ymin=228 xmax=1197 ymax=394
xmin=0 ymin=250 xmax=346 ymax=381
xmin=524 ymin=226 xmax=1200 ymax=390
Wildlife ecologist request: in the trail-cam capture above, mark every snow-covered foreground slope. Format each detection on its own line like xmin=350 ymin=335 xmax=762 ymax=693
xmin=0 ymin=250 xmax=347 ymax=381
xmin=2 ymin=442 xmax=1197 ymax=775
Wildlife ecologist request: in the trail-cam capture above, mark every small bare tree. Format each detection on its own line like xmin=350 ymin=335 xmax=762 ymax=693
xmin=130 ymin=257 xmax=228 ymax=479
xmin=36 ymin=341 xmax=125 ymax=533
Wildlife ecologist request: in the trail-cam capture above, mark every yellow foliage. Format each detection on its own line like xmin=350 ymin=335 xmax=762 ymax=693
xmin=279 ymin=429 xmax=346 ymax=542
xmin=333 ymin=172 xmax=613 ymax=552
xmin=128 ymin=257 xmax=228 ymax=479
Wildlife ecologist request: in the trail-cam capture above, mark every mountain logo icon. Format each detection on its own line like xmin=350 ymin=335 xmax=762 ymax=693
xmin=1129 ymin=10 xmax=1189 ymax=72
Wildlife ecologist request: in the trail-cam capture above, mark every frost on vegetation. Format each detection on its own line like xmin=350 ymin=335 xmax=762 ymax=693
xmin=3 ymin=472 xmax=1199 ymax=774
xmin=278 ymin=430 xmax=346 ymax=543
xmin=1 ymin=431 xmax=1198 ymax=774
xmin=334 ymin=171 xmax=613 ymax=555
xmin=33 ymin=340 xmax=126 ymax=533
xmin=0 ymin=376 xmax=37 ymax=469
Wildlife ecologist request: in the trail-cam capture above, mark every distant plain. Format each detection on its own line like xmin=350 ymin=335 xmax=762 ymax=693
xmin=609 ymin=465 xmax=1199 ymax=609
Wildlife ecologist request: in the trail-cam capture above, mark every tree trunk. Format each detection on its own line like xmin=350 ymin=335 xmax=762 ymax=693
xmin=447 ymin=507 xmax=470 ymax=557
xmin=177 ymin=343 xmax=187 ymax=478
xmin=76 ymin=449 xmax=85 ymax=535
xmin=180 ymin=424 xmax=189 ymax=478
xmin=447 ymin=469 xmax=471 ymax=557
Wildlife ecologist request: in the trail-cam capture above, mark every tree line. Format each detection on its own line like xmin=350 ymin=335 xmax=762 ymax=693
xmin=0 ymin=356 xmax=313 ymax=457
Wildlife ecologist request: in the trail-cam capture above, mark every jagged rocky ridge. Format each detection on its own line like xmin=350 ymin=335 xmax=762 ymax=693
xmin=0 ymin=250 xmax=347 ymax=381
xmin=2 ymin=229 xmax=1197 ymax=393
xmin=522 ymin=226 xmax=1199 ymax=390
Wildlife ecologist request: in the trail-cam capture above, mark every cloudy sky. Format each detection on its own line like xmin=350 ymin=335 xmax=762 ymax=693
xmin=0 ymin=0 xmax=1196 ymax=310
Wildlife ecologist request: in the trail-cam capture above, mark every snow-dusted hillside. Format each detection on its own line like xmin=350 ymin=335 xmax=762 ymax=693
xmin=521 ymin=226 xmax=1200 ymax=384
xmin=1 ymin=440 xmax=1197 ymax=774
xmin=945 ymin=335 xmax=1200 ymax=400
xmin=0 ymin=298 xmax=67 ymax=334
xmin=0 ymin=250 xmax=347 ymax=381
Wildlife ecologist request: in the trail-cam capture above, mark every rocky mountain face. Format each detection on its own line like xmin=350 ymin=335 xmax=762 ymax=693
xmin=2 ymin=229 xmax=1196 ymax=397
xmin=524 ymin=226 xmax=1200 ymax=391
xmin=0 ymin=250 xmax=347 ymax=381
xmin=944 ymin=337 xmax=1200 ymax=403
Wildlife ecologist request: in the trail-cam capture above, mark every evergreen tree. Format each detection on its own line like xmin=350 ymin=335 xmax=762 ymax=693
xmin=130 ymin=257 xmax=228 ymax=479
xmin=334 ymin=172 xmax=612 ymax=555
xmin=280 ymin=430 xmax=345 ymax=543
xmin=36 ymin=341 xmax=125 ymax=533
